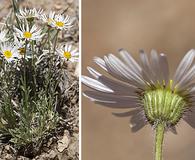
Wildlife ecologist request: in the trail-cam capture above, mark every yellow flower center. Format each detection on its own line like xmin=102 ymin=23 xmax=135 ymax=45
xmin=23 ymin=31 xmax=32 ymax=39
xmin=55 ymin=21 xmax=64 ymax=27
xmin=63 ymin=51 xmax=72 ymax=60
xmin=18 ymin=48 xmax=25 ymax=55
xmin=3 ymin=50 xmax=12 ymax=59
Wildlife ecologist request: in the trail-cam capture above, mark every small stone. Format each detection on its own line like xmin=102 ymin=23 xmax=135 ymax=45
xmin=48 ymin=150 xmax=57 ymax=159
xmin=4 ymin=154 xmax=13 ymax=160
xmin=54 ymin=4 xmax=62 ymax=10
xmin=47 ymin=138 xmax=54 ymax=147
xmin=4 ymin=145 xmax=10 ymax=151
xmin=67 ymin=0 xmax=74 ymax=4
xmin=57 ymin=130 xmax=70 ymax=152
xmin=68 ymin=134 xmax=79 ymax=157
xmin=17 ymin=156 xmax=30 ymax=160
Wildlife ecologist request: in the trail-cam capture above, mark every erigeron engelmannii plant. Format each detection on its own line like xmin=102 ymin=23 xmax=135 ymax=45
xmin=0 ymin=0 xmax=79 ymax=156
xmin=57 ymin=44 xmax=79 ymax=62
xmin=14 ymin=21 xmax=44 ymax=41
xmin=40 ymin=12 xmax=74 ymax=30
xmin=53 ymin=14 xmax=74 ymax=30
xmin=41 ymin=11 xmax=56 ymax=27
xmin=82 ymin=49 xmax=195 ymax=160
xmin=0 ymin=43 xmax=19 ymax=62
xmin=17 ymin=8 xmax=44 ymax=21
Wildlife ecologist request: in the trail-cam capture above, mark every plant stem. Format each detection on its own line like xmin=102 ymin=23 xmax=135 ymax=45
xmin=47 ymin=28 xmax=52 ymax=92
xmin=48 ymin=28 xmax=51 ymax=53
xmin=31 ymin=40 xmax=37 ymax=95
xmin=53 ymin=30 xmax=60 ymax=52
xmin=23 ymin=40 xmax=28 ymax=109
xmin=155 ymin=122 xmax=165 ymax=160
xmin=11 ymin=0 xmax=20 ymax=27
xmin=23 ymin=40 xmax=28 ymax=83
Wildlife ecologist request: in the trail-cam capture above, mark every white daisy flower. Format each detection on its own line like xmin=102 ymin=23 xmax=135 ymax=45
xmin=52 ymin=14 xmax=74 ymax=30
xmin=0 ymin=43 xmax=18 ymax=62
xmin=0 ymin=30 xmax=8 ymax=43
xmin=14 ymin=22 xmax=44 ymax=41
xmin=57 ymin=44 xmax=79 ymax=62
xmin=40 ymin=11 xmax=56 ymax=27
xmin=17 ymin=8 xmax=43 ymax=20
xmin=82 ymin=49 xmax=195 ymax=131
xmin=82 ymin=49 xmax=195 ymax=160
xmin=14 ymin=36 xmax=29 ymax=58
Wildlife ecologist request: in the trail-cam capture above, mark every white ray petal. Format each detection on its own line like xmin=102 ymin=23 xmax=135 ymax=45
xmin=93 ymin=57 xmax=108 ymax=71
xmin=83 ymin=91 xmax=139 ymax=108
xmin=174 ymin=49 xmax=195 ymax=84
xmin=150 ymin=49 xmax=162 ymax=82
xmin=118 ymin=49 xmax=142 ymax=76
xmin=81 ymin=76 xmax=113 ymax=93
xmin=159 ymin=53 xmax=169 ymax=84
xmin=87 ymin=67 xmax=136 ymax=95
xmin=108 ymin=54 xmax=145 ymax=86
xmin=177 ymin=65 xmax=195 ymax=90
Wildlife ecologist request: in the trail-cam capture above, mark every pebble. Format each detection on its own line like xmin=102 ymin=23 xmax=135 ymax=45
xmin=57 ymin=130 xmax=70 ymax=152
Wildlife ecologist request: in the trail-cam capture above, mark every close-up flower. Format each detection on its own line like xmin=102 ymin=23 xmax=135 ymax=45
xmin=82 ymin=49 xmax=195 ymax=160
xmin=40 ymin=11 xmax=56 ymax=27
xmin=52 ymin=14 xmax=74 ymax=30
xmin=17 ymin=8 xmax=44 ymax=21
xmin=0 ymin=43 xmax=18 ymax=62
xmin=57 ymin=44 xmax=79 ymax=62
xmin=0 ymin=30 xmax=8 ymax=43
xmin=14 ymin=22 xmax=44 ymax=41
xmin=14 ymin=36 xmax=31 ymax=58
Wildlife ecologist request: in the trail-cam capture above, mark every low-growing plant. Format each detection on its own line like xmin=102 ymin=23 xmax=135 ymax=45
xmin=0 ymin=0 xmax=79 ymax=156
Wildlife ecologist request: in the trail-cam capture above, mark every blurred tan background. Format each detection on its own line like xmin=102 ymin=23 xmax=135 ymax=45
xmin=82 ymin=0 xmax=195 ymax=160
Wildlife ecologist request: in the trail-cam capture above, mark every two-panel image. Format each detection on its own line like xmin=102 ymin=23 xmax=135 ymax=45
xmin=0 ymin=0 xmax=194 ymax=160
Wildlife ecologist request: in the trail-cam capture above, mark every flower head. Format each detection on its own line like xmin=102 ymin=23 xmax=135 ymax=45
xmin=57 ymin=44 xmax=79 ymax=62
xmin=14 ymin=22 xmax=44 ymax=41
xmin=82 ymin=49 xmax=195 ymax=132
xmin=14 ymin=36 xmax=31 ymax=59
xmin=17 ymin=8 xmax=43 ymax=21
xmin=0 ymin=30 xmax=8 ymax=43
xmin=52 ymin=14 xmax=74 ymax=30
xmin=0 ymin=43 xmax=18 ymax=62
xmin=40 ymin=11 xmax=56 ymax=27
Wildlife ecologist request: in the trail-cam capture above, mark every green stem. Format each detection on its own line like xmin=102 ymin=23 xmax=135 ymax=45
xmin=155 ymin=122 xmax=165 ymax=160
xmin=11 ymin=0 xmax=18 ymax=12
xmin=23 ymin=40 xmax=28 ymax=109
xmin=53 ymin=30 xmax=60 ymax=52
xmin=31 ymin=40 xmax=37 ymax=95
xmin=48 ymin=28 xmax=51 ymax=53
xmin=23 ymin=40 xmax=28 ymax=83
xmin=47 ymin=28 xmax=52 ymax=93
xmin=11 ymin=0 xmax=20 ymax=27
xmin=41 ymin=27 xmax=50 ymax=48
